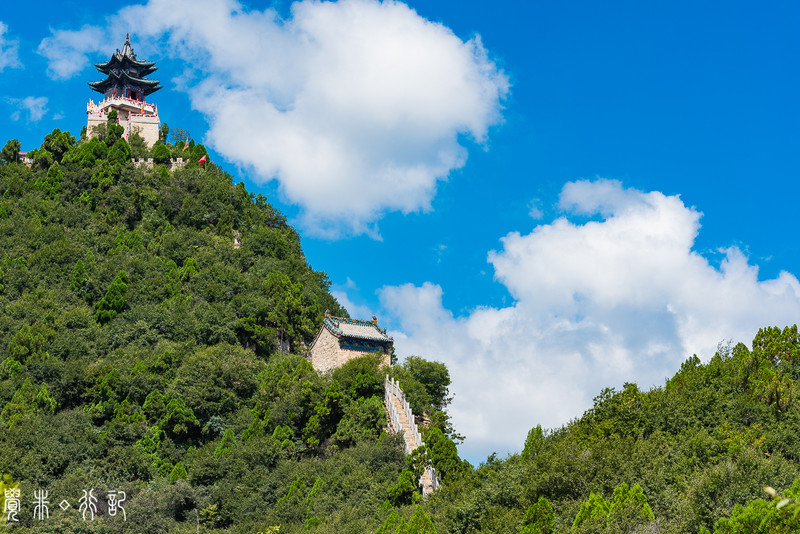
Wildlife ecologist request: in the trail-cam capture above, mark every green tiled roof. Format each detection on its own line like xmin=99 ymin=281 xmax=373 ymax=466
xmin=323 ymin=312 xmax=393 ymax=343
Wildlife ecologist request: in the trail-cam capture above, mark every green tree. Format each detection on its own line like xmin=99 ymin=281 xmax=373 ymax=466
xmin=69 ymin=259 xmax=90 ymax=298
xmin=170 ymin=461 xmax=188 ymax=482
xmin=521 ymin=425 xmax=546 ymax=461
xmin=573 ymin=483 xmax=654 ymax=533
xmin=264 ymin=270 xmax=315 ymax=350
xmin=42 ymin=128 xmax=76 ymax=162
xmin=30 ymin=147 xmax=54 ymax=170
xmin=214 ymin=428 xmax=237 ymax=458
xmin=573 ymin=492 xmax=611 ymax=531
xmin=94 ymin=271 xmax=129 ymax=325
xmin=152 ymin=142 xmax=171 ymax=165
xmin=378 ymin=506 xmax=437 ymax=534
xmin=1 ymin=138 xmax=20 ymax=163
xmin=521 ymin=496 xmax=555 ymax=534
xmin=303 ymin=379 xmax=344 ymax=446
xmin=107 ymin=138 xmax=132 ymax=166
xmin=418 ymin=426 xmax=463 ymax=481
xmin=747 ymin=326 xmax=800 ymax=411
xmin=34 ymin=161 xmax=64 ymax=198
xmin=0 ymin=378 xmax=57 ymax=427
xmin=105 ymin=110 xmax=125 ymax=145
xmin=8 ymin=323 xmax=49 ymax=362
xmin=128 ymin=129 xmax=149 ymax=158
xmin=388 ymin=469 xmax=419 ymax=506
xmin=331 ymin=395 xmax=386 ymax=447
xmin=714 ymin=482 xmax=800 ymax=533
xmin=403 ymin=356 xmax=451 ymax=412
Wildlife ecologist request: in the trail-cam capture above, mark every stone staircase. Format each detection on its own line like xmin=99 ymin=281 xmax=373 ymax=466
xmin=384 ymin=375 xmax=441 ymax=496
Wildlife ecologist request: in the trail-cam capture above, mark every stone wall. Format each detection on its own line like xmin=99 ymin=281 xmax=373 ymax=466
xmin=309 ymin=328 xmax=390 ymax=372
xmin=87 ymin=110 xmax=160 ymax=148
xmin=131 ymin=158 xmax=186 ymax=170
xmin=129 ymin=116 xmax=160 ymax=147
xmin=86 ymin=115 xmax=106 ymax=140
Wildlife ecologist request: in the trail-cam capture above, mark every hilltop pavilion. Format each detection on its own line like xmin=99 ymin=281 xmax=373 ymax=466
xmin=86 ymin=34 xmax=162 ymax=147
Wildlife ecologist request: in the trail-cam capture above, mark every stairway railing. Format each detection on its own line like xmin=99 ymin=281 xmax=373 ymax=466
xmin=384 ymin=375 xmax=440 ymax=495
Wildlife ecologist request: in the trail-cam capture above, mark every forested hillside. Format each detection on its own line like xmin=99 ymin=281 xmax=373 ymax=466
xmin=1 ymin=117 xmax=800 ymax=533
xmin=0 ymin=118 xmax=462 ymax=533
xmin=418 ymin=327 xmax=800 ymax=533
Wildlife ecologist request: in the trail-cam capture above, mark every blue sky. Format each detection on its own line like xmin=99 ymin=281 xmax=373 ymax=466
xmin=1 ymin=0 xmax=799 ymax=463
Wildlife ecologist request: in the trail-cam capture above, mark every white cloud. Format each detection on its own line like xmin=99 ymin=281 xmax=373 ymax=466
xmin=37 ymin=24 xmax=108 ymax=79
xmin=527 ymin=198 xmax=544 ymax=219
xmin=7 ymin=96 xmax=49 ymax=122
xmin=0 ymin=21 xmax=21 ymax=71
xmin=39 ymin=0 xmax=508 ymax=237
xmin=379 ymin=179 xmax=800 ymax=461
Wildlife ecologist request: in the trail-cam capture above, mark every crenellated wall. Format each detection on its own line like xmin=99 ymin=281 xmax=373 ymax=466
xmin=131 ymin=157 xmax=186 ymax=170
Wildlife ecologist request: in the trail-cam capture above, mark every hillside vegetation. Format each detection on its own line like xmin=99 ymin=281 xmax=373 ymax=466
xmin=1 ymin=120 xmax=800 ymax=533
xmin=421 ymin=327 xmax=800 ymax=533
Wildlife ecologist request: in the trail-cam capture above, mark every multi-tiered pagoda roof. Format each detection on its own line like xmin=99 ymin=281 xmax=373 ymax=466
xmin=88 ymin=34 xmax=162 ymax=99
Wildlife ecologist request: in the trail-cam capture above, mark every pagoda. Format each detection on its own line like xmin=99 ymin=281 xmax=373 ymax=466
xmin=86 ymin=34 xmax=162 ymax=147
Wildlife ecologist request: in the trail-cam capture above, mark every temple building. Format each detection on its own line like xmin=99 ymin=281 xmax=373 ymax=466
xmin=87 ymin=34 xmax=162 ymax=147
xmin=308 ymin=312 xmax=393 ymax=372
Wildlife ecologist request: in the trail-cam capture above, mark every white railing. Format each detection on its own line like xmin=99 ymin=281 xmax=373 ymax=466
xmin=384 ymin=375 xmax=441 ymax=494
xmin=425 ymin=465 xmax=441 ymax=492
xmin=385 ymin=376 xmax=423 ymax=448
xmin=87 ymin=97 xmax=157 ymax=116
xmin=385 ymin=376 xmax=409 ymax=453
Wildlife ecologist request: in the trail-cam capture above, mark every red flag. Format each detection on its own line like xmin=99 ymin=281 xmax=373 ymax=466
xmin=112 ymin=86 xmax=117 ymax=97
xmin=198 ymin=155 xmax=207 ymax=165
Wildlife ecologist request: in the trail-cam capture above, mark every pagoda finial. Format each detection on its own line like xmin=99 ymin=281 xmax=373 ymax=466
xmin=126 ymin=32 xmax=130 ymax=44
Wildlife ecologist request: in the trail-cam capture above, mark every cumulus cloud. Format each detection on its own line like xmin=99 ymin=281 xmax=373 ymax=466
xmin=38 ymin=25 xmax=109 ymax=79
xmin=379 ymin=179 xmax=800 ymax=461
xmin=0 ymin=21 xmax=21 ymax=71
xmin=38 ymin=0 xmax=508 ymax=236
xmin=7 ymin=96 xmax=49 ymax=122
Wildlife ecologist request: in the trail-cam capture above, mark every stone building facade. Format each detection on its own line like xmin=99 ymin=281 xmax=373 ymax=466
xmin=86 ymin=35 xmax=162 ymax=148
xmin=87 ymin=102 xmax=161 ymax=147
xmin=308 ymin=312 xmax=393 ymax=372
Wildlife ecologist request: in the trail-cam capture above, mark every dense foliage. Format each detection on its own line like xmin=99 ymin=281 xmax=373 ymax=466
xmin=2 ymin=123 xmax=800 ymax=533
xmin=414 ymin=327 xmax=800 ymax=533
xmin=0 ymin=125 xmax=461 ymax=532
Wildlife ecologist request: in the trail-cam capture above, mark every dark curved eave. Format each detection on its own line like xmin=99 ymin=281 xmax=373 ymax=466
xmin=95 ymin=57 xmax=157 ymax=77
xmin=88 ymin=71 xmax=163 ymax=96
xmin=88 ymin=80 xmax=111 ymax=94
xmin=142 ymin=84 xmax=163 ymax=96
xmin=118 ymin=70 xmax=161 ymax=91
